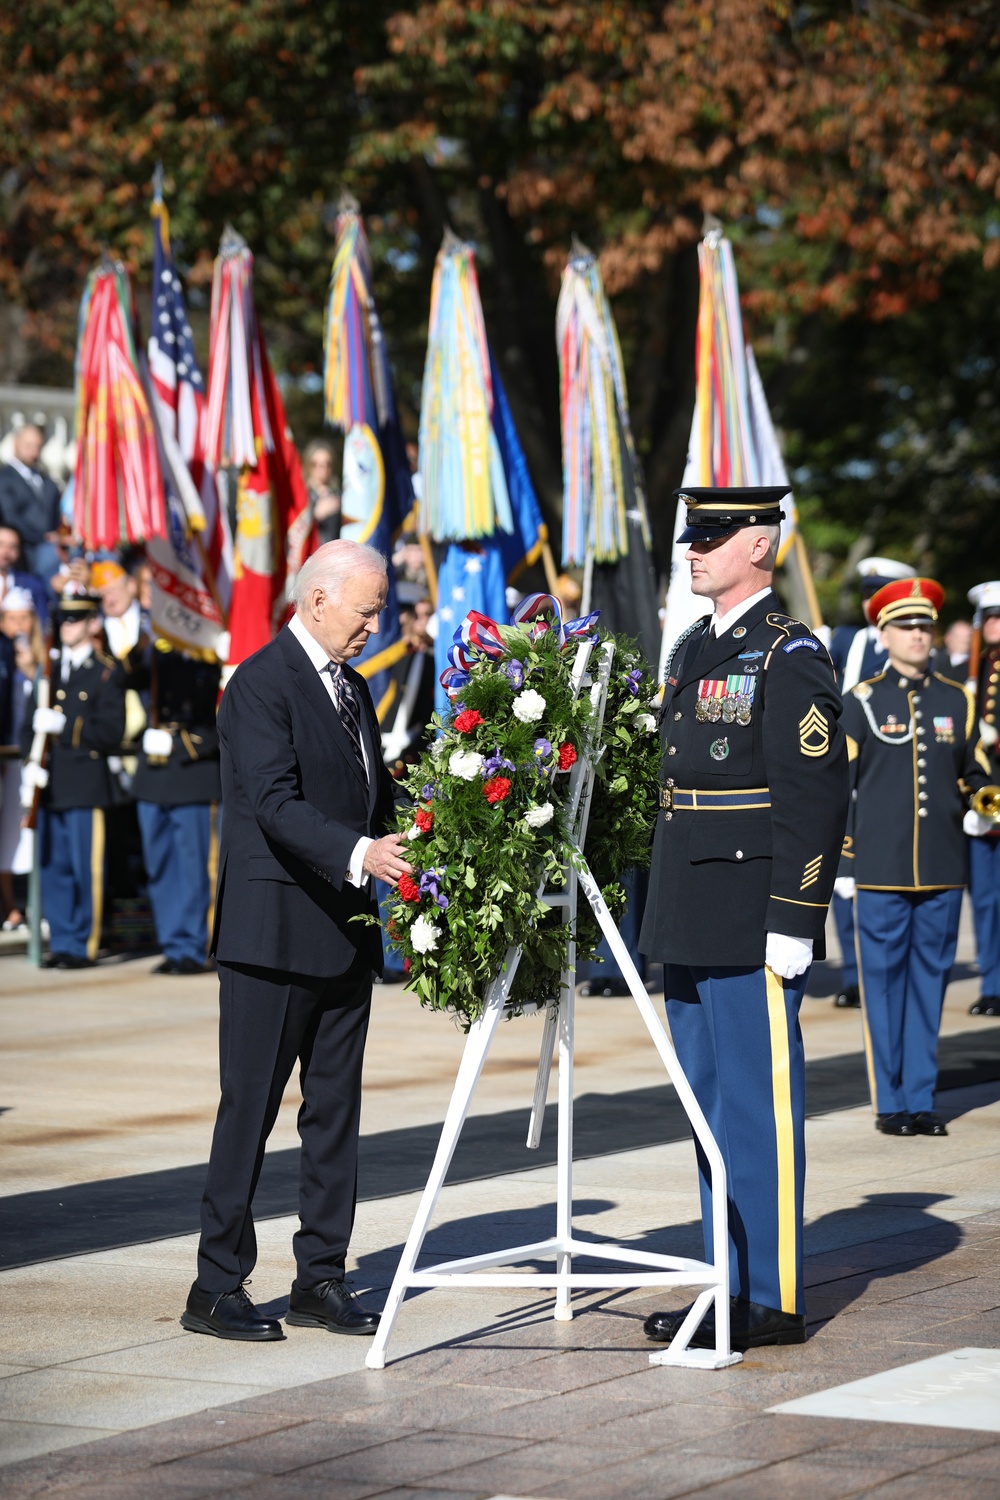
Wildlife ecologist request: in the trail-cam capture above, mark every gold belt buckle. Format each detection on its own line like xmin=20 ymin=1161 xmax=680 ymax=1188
xmin=659 ymin=778 xmax=675 ymax=817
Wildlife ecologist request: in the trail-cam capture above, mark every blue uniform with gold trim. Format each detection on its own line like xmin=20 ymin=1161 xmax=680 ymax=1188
xmin=639 ymin=590 xmax=849 ymax=1315
xmin=842 ymin=668 xmax=988 ymax=1114
xmin=967 ymin=645 xmax=1000 ymax=1001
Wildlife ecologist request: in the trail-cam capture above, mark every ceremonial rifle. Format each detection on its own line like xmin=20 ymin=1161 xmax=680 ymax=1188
xmin=20 ymin=627 xmax=57 ymax=831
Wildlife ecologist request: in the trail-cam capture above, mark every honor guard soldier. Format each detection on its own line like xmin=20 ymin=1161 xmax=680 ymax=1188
xmin=22 ymin=587 xmax=125 ymax=967
xmin=640 ymin=487 xmax=849 ymax=1353
xmin=827 ymin=557 xmax=916 ymax=1009
xmin=121 ymin=638 xmax=222 ymax=974
xmin=838 ymin=578 xmax=990 ymax=1137
xmin=963 ymin=581 xmax=1000 ymax=1016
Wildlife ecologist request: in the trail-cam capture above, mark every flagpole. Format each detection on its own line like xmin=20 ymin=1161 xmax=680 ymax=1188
xmin=790 ymin=532 xmax=823 ymax=631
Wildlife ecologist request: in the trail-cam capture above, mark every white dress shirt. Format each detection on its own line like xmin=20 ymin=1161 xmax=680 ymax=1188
xmin=710 ymin=584 xmax=773 ymax=637
xmin=287 ymin=613 xmax=372 ymax=887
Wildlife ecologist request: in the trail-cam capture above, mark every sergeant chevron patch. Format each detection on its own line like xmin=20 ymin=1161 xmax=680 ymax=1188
xmin=799 ymin=704 xmax=829 ymax=757
xmin=800 ymin=854 xmax=823 ymax=890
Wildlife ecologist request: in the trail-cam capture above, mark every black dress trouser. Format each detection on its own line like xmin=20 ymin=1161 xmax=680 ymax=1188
xmin=196 ymin=952 xmax=371 ymax=1296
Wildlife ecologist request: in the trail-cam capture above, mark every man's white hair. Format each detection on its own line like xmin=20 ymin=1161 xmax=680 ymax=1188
xmin=291 ymin=539 xmax=387 ymax=610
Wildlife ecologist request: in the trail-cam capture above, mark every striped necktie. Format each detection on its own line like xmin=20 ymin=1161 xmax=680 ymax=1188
xmin=326 ymin=661 xmax=367 ymax=780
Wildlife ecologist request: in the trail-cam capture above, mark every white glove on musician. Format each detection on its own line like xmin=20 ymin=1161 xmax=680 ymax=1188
xmin=765 ymin=932 xmax=813 ymax=980
xmin=964 ymin=808 xmax=994 ymax=838
xmin=32 ymin=707 xmax=66 ymax=737
xmin=143 ymin=727 xmax=174 ymax=758
xmin=833 ymin=876 xmax=856 ymax=901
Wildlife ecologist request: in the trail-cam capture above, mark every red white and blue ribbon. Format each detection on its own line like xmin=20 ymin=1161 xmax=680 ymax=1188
xmin=439 ymin=594 xmax=600 ymax=693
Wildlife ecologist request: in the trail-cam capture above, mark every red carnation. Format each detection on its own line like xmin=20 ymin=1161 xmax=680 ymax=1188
xmin=403 ymin=957 xmax=411 ymax=973
xmin=483 ymin=776 xmax=512 ymax=804
xmin=398 ymin=872 xmax=421 ymax=903
xmin=414 ymin=808 xmax=434 ymax=832
xmin=558 ymin=742 xmax=578 ymax=771
xmin=453 ymin=709 xmax=484 ymax=734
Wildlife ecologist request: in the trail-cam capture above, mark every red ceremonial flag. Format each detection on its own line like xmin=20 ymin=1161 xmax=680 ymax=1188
xmin=205 ymin=228 xmax=311 ymax=668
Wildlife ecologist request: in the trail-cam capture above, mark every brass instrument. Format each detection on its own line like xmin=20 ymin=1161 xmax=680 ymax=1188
xmin=971 ymin=786 xmax=1000 ymax=823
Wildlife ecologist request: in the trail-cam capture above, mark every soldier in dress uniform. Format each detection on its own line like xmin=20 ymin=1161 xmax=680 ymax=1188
xmin=962 ymin=581 xmax=1000 ymax=1017
xmin=119 ymin=637 xmax=222 ymax=975
xmin=838 ymin=578 xmax=989 ymax=1136
xmin=640 ymin=487 xmax=849 ymax=1353
xmin=828 ymin=557 xmax=916 ymax=1009
xmin=22 ymin=588 xmax=125 ymax=968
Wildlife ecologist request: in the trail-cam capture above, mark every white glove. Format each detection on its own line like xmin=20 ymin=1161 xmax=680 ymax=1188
xmin=964 ymin=809 xmax=994 ymax=838
xmin=32 ymin=707 xmax=66 ymax=736
xmin=143 ymin=727 xmax=174 ymax=758
xmin=833 ymin=876 xmax=856 ymax=901
xmin=22 ymin=762 xmax=50 ymax=792
xmin=765 ymin=932 xmax=814 ymax=980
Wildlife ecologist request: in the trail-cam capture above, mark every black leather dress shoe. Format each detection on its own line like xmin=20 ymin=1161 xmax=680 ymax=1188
xmin=55 ymin=953 xmax=92 ymax=969
xmin=286 ymin=1279 xmax=380 ymax=1335
xmin=969 ymin=995 xmax=991 ymax=1015
xmin=153 ymin=958 xmax=180 ymax=975
xmin=180 ymin=1282 xmax=283 ymax=1341
xmin=834 ymin=984 xmax=861 ymax=1009
xmin=876 ymin=1112 xmax=915 ymax=1136
xmin=982 ymin=1001 xmax=1000 ymax=1017
xmin=644 ymin=1297 xmax=805 ymax=1351
xmin=43 ymin=952 xmax=70 ymax=969
xmin=174 ymin=956 xmax=207 ymax=975
xmin=911 ymin=1110 xmax=948 ymax=1136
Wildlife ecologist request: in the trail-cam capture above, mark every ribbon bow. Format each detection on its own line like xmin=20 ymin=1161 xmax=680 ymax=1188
xmin=439 ymin=593 xmax=600 ymax=694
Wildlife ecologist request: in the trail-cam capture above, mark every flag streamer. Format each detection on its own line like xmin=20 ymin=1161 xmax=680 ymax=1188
xmin=556 ymin=247 xmax=650 ymax=567
xmin=418 ymin=237 xmax=514 ymax=543
xmin=73 ymin=261 xmax=166 ymax=550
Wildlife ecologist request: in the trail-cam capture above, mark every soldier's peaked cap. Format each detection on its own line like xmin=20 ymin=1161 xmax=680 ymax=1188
xmin=675 ymin=486 xmax=789 ymax=543
xmin=866 ymin=577 xmax=944 ymax=628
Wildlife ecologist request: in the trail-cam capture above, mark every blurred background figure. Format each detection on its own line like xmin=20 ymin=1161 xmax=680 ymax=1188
xmin=304 ymin=439 xmax=342 ymax=546
xmin=965 ymin=582 xmax=1000 ymax=1018
xmin=0 ymin=414 xmax=64 ymax=589
xmin=0 ymin=522 xmax=48 ymax=623
xmin=0 ymin=585 xmax=45 ymax=929
xmin=935 ymin=618 xmax=971 ymax=684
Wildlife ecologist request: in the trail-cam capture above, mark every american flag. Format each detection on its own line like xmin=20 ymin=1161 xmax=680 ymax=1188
xmin=145 ymin=194 xmax=232 ymax=656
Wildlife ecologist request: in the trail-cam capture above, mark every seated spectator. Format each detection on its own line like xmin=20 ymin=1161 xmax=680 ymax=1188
xmin=0 ymin=414 xmax=63 ymax=586
xmin=0 ymin=523 xmax=49 ymax=624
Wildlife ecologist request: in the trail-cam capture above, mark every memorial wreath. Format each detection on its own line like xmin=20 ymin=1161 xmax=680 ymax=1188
xmin=378 ymin=598 xmax=661 ymax=1027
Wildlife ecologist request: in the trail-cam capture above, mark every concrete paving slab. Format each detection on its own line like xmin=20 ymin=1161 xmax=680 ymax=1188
xmin=772 ymin=1347 xmax=1000 ymax=1432
xmin=0 ymin=1367 xmax=266 ymax=1432
xmin=0 ymin=1421 xmax=121 ymax=1467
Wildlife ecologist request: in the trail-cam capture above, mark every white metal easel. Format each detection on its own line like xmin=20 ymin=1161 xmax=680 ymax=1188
xmin=366 ymin=639 xmax=740 ymax=1372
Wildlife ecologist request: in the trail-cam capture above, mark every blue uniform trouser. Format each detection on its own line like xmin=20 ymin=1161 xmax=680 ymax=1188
xmin=968 ymin=836 xmax=1000 ymax=997
xmin=39 ymin=807 xmax=105 ymax=960
xmin=137 ymin=801 xmax=215 ymax=964
xmin=831 ymin=891 xmax=858 ymax=989
xmin=856 ymin=887 xmax=963 ymax=1116
xmin=665 ymin=964 xmax=808 ymax=1315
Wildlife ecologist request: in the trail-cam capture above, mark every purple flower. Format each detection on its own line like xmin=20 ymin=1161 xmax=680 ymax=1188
xmin=504 ymin=659 xmax=525 ymax=690
xmin=482 ymin=744 xmax=516 ymax=778
xmin=421 ymin=783 xmax=436 ymax=802
xmin=533 ymin=737 xmax=552 ymax=761
xmin=450 ymin=700 xmax=466 ymax=715
xmin=418 ymin=867 xmax=450 ymax=911
xmin=625 ymin=669 xmax=643 ymax=698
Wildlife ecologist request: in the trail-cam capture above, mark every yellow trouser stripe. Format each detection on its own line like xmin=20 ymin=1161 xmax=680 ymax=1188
xmin=765 ymin=966 xmax=797 ymax=1315
xmin=87 ymin=809 xmax=105 ymax=961
xmin=855 ymin=906 xmax=879 ymax=1112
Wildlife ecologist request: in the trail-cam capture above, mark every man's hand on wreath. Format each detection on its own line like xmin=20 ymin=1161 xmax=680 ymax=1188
xmin=363 ymin=834 xmax=413 ymax=885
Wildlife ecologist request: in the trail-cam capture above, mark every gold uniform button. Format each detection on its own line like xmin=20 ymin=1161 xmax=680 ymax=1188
xmin=674 ymin=711 xmax=682 ymax=721
xmin=56 ymin=690 xmax=66 ymax=701
xmin=918 ymin=808 xmax=928 ymax=818
xmin=668 ymin=745 xmax=678 ymax=756
xmin=78 ymin=691 xmax=88 ymax=701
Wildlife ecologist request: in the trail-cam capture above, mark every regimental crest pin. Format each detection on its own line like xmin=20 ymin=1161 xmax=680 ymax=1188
xmin=709 ymin=737 xmax=730 ymax=761
xmin=733 ymin=626 xmax=747 ymax=639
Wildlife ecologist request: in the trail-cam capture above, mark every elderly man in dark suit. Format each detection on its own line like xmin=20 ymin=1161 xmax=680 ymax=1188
xmin=181 ymin=539 xmax=412 ymax=1342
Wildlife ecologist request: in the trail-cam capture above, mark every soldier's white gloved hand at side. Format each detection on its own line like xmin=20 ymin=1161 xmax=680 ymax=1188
xmin=21 ymin=761 xmax=50 ymax=791
xmin=833 ymin=876 xmax=856 ymax=900
xmin=964 ymin=809 xmax=994 ymax=838
xmin=765 ymin=932 xmax=813 ymax=980
xmin=32 ymin=707 xmax=66 ymax=736
xmin=143 ymin=727 xmax=174 ymax=758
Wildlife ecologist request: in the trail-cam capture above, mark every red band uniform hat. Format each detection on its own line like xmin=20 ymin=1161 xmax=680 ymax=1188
xmin=866 ymin=576 xmax=944 ymax=629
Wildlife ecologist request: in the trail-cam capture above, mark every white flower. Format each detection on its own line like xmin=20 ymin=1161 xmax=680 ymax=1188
xmin=513 ymin=688 xmax=546 ymax=724
xmin=411 ymin=913 xmax=441 ymax=953
xmin=430 ymin=737 xmax=446 ymax=761
xmin=405 ymin=823 xmax=422 ymax=841
xmin=523 ymin=802 xmax=555 ymax=828
xmin=636 ymin=713 xmax=658 ymax=733
xmin=449 ymin=749 xmax=484 ymax=781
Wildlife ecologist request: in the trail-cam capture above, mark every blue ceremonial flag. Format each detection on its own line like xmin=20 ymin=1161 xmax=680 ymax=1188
xmin=434 ymin=541 xmax=508 ymax=718
xmin=488 ymin=347 xmax=548 ymax=589
xmin=324 ymin=201 xmax=416 ymax=721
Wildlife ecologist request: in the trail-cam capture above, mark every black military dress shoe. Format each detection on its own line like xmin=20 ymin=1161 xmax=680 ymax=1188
xmin=982 ymin=1000 xmax=1000 ymax=1017
xmin=911 ymin=1110 xmax=948 ymax=1136
xmin=834 ymin=984 xmax=861 ymax=1009
xmin=174 ymin=956 xmax=207 ymax=975
xmin=152 ymin=958 xmax=180 ymax=975
xmin=876 ymin=1112 xmax=915 ymax=1136
xmin=286 ymin=1279 xmax=380 ymax=1335
xmin=644 ymin=1296 xmax=805 ymax=1351
xmin=969 ymin=995 xmax=991 ymax=1015
xmin=180 ymin=1282 xmax=284 ymax=1341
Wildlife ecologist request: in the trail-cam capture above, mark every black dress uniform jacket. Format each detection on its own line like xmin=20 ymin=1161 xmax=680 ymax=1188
xmin=973 ymin=644 xmax=1000 ymax=781
xmin=211 ymin=624 xmax=408 ymax=977
xmin=22 ymin=651 xmax=126 ymax=811
xmin=120 ymin=642 xmax=222 ymax=805
xmin=841 ymin=669 xmax=988 ymax=890
xmin=640 ymin=592 xmax=849 ymax=968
